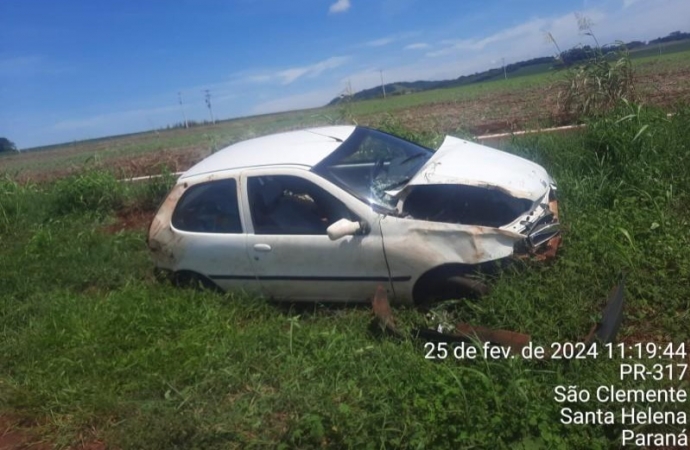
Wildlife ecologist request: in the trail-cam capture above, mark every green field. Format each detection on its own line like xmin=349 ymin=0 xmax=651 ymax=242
xmin=2 ymin=48 xmax=688 ymax=183
xmin=1 ymin=104 xmax=689 ymax=448
xmin=629 ymin=38 xmax=690 ymax=58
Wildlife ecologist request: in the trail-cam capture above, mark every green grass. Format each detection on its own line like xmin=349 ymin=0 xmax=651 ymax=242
xmin=343 ymin=72 xmax=556 ymax=118
xmin=629 ymin=39 xmax=690 ymax=58
xmin=1 ymin=105 xmax=689 ymax=449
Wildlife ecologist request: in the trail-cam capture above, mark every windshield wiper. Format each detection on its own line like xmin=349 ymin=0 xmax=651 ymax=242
xmin=398 ymin=152 xmax=428 ymax=165
xmin=380 ymin=176 xmax=414 ymax=192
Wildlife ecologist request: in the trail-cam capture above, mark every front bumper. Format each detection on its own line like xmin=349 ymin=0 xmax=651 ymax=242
xmin=516 ymin=197 xmax=562 ymax=260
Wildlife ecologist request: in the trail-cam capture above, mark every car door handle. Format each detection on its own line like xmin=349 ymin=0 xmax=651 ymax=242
xmin=253 ymin=243 xmax=272 ymax=252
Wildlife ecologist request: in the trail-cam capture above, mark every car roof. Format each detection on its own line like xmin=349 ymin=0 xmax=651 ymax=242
xmin=180 ymin=125 xmax=357 ymax=179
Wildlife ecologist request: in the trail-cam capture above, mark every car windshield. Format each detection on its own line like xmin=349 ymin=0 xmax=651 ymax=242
xmin=312 ymin=127 xmax=434 ymax=210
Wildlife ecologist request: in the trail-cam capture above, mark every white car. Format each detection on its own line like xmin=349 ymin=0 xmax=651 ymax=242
xmin=148 ymin=126 xmax=560 ymax=305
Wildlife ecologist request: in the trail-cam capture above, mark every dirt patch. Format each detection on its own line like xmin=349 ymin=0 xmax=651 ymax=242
xmin=358 ymin=83 xmax=566 ymax=136
xmin=10 ymin=145 xmax=209 ymax=185
xmin=360 ymin=65 xmax=689 ymax=136
xmin=102 ymin=208 xmax=155 ymax=234
xmin=0 ymin=416 xmax=48 ymax=450
xmin=107 ymin=146 xmax=207 ymax=180
xmin=0 ymin=415 xmax=106 ymax=450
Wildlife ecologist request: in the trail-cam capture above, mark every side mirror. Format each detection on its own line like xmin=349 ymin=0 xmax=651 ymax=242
xmin=327 ymin=218 xmax=363 ymax=241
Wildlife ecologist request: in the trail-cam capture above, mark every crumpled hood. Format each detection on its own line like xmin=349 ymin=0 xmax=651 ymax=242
xmin=407 ymin=136 xmax=553 ymax=201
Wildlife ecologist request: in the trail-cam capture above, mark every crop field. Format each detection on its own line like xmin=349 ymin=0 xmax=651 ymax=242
xmin=1 ymin=52 xmax=690 ymax=448
xmin=1 ymin=49 xmax=689 ymax=183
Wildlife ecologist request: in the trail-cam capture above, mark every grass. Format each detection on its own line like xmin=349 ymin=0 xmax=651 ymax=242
xmin=629 ymin=38 xmax=690 ymax=58
xmin=1 ymin=104 xmax=689 ymax=449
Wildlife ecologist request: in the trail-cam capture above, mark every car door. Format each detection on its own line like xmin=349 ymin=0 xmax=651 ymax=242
xmin=240 ymin=168 xmax=391 ymax=302
xmin=169 ymin=176 xmax=260 ymax=294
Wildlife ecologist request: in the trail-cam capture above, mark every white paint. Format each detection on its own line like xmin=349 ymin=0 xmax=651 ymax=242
xmin=327 ymin=218 xmax=362 ymax=240
xmin=148 ymin=126 xmax=562 ymax=304
xmin=408 ymin=135 xmax=553 ymax=201
xmin=179 ymin=126 xmax=356 ymax=179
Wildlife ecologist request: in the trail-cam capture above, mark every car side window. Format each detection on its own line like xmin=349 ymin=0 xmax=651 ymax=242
xmin=172 ymin=178 xmax=242 ymax=233
xmin=247 ymin=175 xmax=355 ymax=235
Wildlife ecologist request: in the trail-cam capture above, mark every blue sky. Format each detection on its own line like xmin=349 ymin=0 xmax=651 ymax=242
xmin=2 ymin=0 xmax=688 ymax=148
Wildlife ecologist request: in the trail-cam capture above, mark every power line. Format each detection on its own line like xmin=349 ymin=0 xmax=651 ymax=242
xmin=178 ymin=91 xmax=188 ymax=128
xmin=379 ymin=70 xmax=386 ymax=99
xmin=204 ymin=89 xmax=215 ymax=124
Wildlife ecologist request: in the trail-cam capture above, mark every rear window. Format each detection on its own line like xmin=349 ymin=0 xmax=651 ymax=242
xmin=171 ymin=179 xmax=242 ymax=233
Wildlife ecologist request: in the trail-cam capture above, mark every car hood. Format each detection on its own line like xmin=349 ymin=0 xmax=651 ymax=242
xmin=406 ymin=136 xmax=552 ymax=201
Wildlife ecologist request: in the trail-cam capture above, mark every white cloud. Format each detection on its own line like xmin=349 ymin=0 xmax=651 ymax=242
xmin=245 ymin=74 xmax=272 ymax=83
xmin=364 ymin=37 xmax=396 ymax=47
xmin=622 ymin=0 xmax=643 ymax=8
xmin=357 ymin=31 xmax=421 ymax=49
xmin=276 ymin=56 xmax=350 ymax=84
xmin=252 ymin=88 xmax=338 ymax=115
xmin=329 ymin=0 xmax=351 ymax=14
xmin=225 ymin=56 xmax=350 ymax=86
xmin=404 ymin=43 xmax=429 ymax=50
xmin=423 ymin=0 xmax=690 ymax=63
xmin=424 ymin=10 xmax=612 ymax=59
xmin=338 ymin=0 xmax=689 ymax=100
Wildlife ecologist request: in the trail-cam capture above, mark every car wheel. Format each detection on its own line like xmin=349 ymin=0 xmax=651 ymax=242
xmin=444 ymin=276 xmax=490 ymax=298
xmin=412 ymin=264 xmax=493 ymax=305
xmin=419 ymin=276 xmax=489 ymax=304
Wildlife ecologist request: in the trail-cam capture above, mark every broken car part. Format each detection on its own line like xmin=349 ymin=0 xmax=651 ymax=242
xmin=372 ymin=278 xmax=626 ymax=356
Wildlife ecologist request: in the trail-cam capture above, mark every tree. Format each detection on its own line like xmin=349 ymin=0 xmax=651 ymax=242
xmin=0 ymin=137 xmax=17 ymax=153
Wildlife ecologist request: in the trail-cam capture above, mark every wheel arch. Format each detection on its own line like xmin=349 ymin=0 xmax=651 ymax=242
xmin=411 ymin=262 xmax=501 ymax=305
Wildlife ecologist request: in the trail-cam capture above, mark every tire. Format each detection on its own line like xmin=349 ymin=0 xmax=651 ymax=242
xmin=413 ymin=262 xmax=499 ymax=305
xmin=444 ymin=276 xmax=490 ymax=298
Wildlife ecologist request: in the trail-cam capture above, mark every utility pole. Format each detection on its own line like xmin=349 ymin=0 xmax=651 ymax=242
xmin=204 ymin=89 xmax=215 ymax=124
xmin=502 ymin=57 xmax=507 ymax=80
xmin=380 ymin=70 xmax=386 ymax=99
xmin=178 ymin=91 xmax=189 ymax=128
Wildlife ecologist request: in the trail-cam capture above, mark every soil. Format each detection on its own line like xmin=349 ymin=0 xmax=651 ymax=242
xmin=0 ymin=415 xmax=106 ymax=450
xmin=361 ymin=67 xmax=690 ymax=135
xmin=106 ymin=146 xmax=209 ymax=179
xmin=9 ymin=145 xmax=210 ymax=185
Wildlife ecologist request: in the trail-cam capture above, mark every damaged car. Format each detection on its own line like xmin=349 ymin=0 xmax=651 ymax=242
xmin=148 ymin=125 xmax=561 ymax=304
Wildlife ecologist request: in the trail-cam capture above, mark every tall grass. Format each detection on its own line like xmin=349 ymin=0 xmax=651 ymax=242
xmin=0 ymin=106 xmax=688 ymax=449
xmin=550 ymin=17 xmax=637 ymax=118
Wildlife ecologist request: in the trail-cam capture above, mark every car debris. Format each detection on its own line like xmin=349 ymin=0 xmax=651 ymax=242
xmin=372 ymin=278 xmax=626 ymax=357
